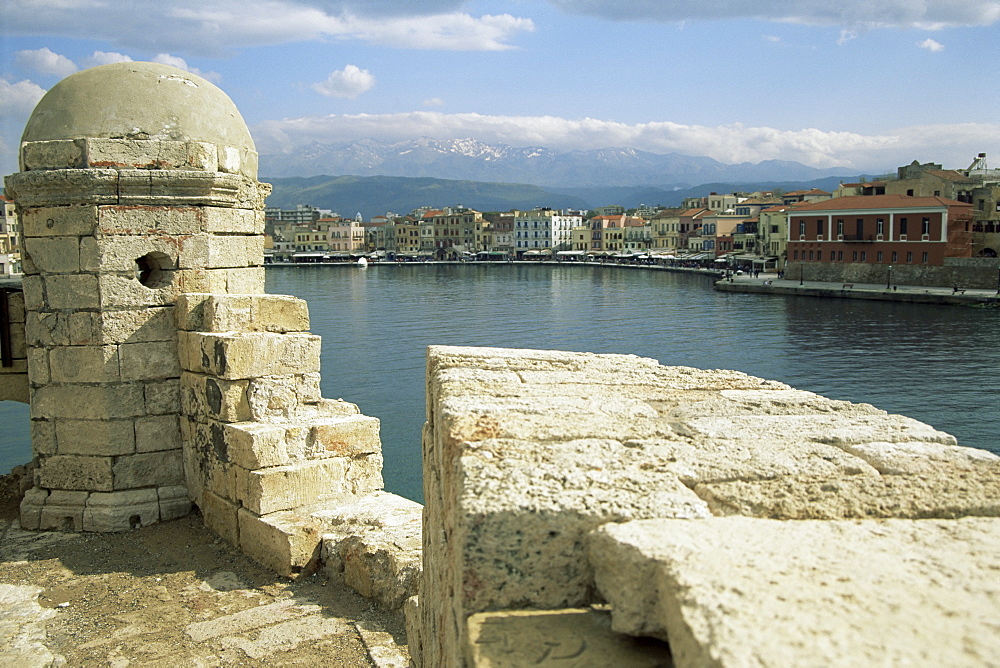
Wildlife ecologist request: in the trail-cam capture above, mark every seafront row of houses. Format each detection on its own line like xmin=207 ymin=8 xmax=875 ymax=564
xmin=265 ymin=156 xmax=1000 ymax=281
xmin=1 ymin=156 xmax=997 ymax=284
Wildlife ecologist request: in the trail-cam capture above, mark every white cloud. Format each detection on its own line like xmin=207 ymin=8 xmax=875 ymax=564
xmin=837 ymin=30 xmax=858 ymax=45
xmin=423 ymin=97 xmax=446 ymax=107
xmin=312 ymin=65 xmax=376 ymax=99
xmin=763 ymin=35 xmax=781 ymax=42
xmin=1 ymin=1 xmax=536 ymax=55
xmin=14 ymin=47 xmax=78 ymax=77
xmin=81 ymin=51 xmax=134 ymax=68
xmin=252 ymin=111 xmax=999 ymax=173
xmin=920 ymin=38 xmax=946 ymax=51
xmin=548 ymin=0 xmax=1000 ymax=29
xmin=152 ymin=54 xmax=221 ymax=83
xmin=0 ymin=78 xmax=47 ymax=117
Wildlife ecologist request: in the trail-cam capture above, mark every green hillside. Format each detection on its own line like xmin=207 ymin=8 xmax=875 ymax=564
xmin=262 ymin=174 xmax=591 ymax=217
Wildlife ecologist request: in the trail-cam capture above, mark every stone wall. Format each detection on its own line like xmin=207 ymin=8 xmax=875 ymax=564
xmin=0 ymin=282 xmax=27 ymax=403
xmin=799 ymin=256 xmax=1000 ymax=288
xmin=414 ymin=345 xmax=1000 ymax=667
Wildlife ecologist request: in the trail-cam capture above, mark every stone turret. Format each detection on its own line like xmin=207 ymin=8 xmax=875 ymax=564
xmin=6 ymin=62 xmax=268 ymax=531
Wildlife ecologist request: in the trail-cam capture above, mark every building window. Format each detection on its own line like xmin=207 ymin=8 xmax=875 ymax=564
xmin=793 ymin=250 xmax=798 ymax=260
xmin=837 ymin=251 xmax=843 ymax=261
xmin=877 ymin=251 xmax=883 ymax=262
xmin=809 ymin=251 xmax=814 ymax=260
xmin=856 ymin=219 xmax=864 ymax=238
xmin=900 ymin=218 xmax=908 ymax=235
xmin=922 ymin=218 xmax=930 ymax=235
xmin=922 ymin=252 xmax=929 ymax=264
xmin=892 ymin=251 xmax=898 ymax=263
xmin=860 ymin=251 xmax=867 ymax=262
xmin=816 ymin=220 xmax=824 ymax=235
xmin=876 ymin=219 xmax=884 ymax=236
xmin=837 ymin=219 xmax=844 ymax=236
xmin=799 ymin=221 xmax=806 ymax=236
xmin=816 ymin=250 xmax=822 ymax=261
xmin=907 ymin=252 xmax=913 ymax=263
xmin=852 ymin=251 xmax=858 ymax=262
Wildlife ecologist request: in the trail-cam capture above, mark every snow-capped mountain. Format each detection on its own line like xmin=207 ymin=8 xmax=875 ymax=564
xmin=258 ymin=138 xmax=851 ymax=187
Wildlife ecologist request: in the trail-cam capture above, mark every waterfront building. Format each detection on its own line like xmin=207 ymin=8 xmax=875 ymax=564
xmin=325 ymin=217 xmax=366 ymax=254
xmin=786 ymin=194 xmax=974 ymax=269
xmin=0 ymin=195 xmax=21 ymax=276
xmin=514 ymin=208 xmax=582 ymax=254
xmin=649 ymin=208 xmax=685 ymax=252
xmin=781 ymin=189 xmax=831 ymax=205
xmin=623 ymin=218 xmax=651 ymax=252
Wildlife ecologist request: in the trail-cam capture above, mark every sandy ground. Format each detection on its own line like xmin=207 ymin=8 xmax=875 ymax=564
xmin=0 ymin=470 xmax=409 ymax=667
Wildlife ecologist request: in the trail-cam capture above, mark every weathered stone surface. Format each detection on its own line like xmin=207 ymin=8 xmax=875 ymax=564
xmin=246 ymin=375 xmax=301 ymax=420
xmin=118 ymin=340 xmax=181 ymax=380
xmin=320 ymin=492 xmax=423 ymax=610
xmin=82 ymin=488 xmax=160 ymax=531
xmin=135 ymin=414 xmax=182 ymax=453
xmin=37 ymin=489 xmax=90 ymax=530
xmin=251 ymin=295 xmax=309 ymax=332
xmin=19 ymin=205 xmax=99 ymax=238
xmin=144 ymin=378 xmax=181 ymax=415
xmin=191 ymin=331 xmax=321 ymax=380
xmin=44 ymin=273 xmax=100 ymax=310
xmin=20 ymin=137 xmax=84 ymax=169
xmin=112 ymin=450 xmax=183 ymax=490
xmin=237 ymin=508 xmax=322 ymax=577
xmin=839 ymin=439 xmax=1000 ymax=474
xmin=80 ymin=234 xmax=180 ymax=275
xmin=309 ymin=415 xmax=381 ymax=458
xmin=26 ymin=348 xmax=48 ymax=387
xmin=696 ymin=466 xmax=1000 ymax=520
xmin=201 ymin=489 xmax=240 ymax=547
xmin=178 ymin=234 xmax=263 ymax=270
xmin=38 ymin=455 xmax=113 ymax=491
xmin=0 ymin=584 xmax=65 ymax=668
xmin=236 ymin=458 xmax=353 ymax=515
xmin=588 ymin=516 xmax=1000 ymax=667
xmin=203 ymin=207 xmax=262 ymax=234
xmin=0 ymin=373 xmax=29 ymax=403
xmin=181 ymin=372 xmax=251 ymax=422
xmin=22 ymin=236 xmax=80 ymax=274
xmin=157 ymin=484 xmax=192 ymax=521
xmin=466 ymin=609 xmax=672 ymax=668
xmin=31 ymin=383 xmax=145 ymax=420
xmin=55 ymin=418 xmax=135 ymax=456
xmin=225 ymin=422 xmax=290 ymax=469
xmin=49 ymin=344 xmax=120 ymax=383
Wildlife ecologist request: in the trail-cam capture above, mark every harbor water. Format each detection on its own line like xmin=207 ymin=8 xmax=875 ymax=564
xmin=3 ymin=263 xmax=999 ymax=503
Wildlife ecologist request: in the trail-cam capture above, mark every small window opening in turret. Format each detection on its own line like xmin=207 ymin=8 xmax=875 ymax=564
xmin=134 ymin=252 xmax=174 ymax=288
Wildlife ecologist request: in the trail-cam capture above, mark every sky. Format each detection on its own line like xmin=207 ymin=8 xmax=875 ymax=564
xmin=1 ymin=0 xmax=998 ymax=179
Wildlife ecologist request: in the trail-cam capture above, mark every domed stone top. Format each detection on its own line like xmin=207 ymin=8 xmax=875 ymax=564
xmin=21 ymin=62 xmax=256 ymax=177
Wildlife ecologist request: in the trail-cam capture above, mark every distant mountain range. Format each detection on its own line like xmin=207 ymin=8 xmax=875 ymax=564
xmin=259 ymin=137 xmax=855 ymax=188
xmin=263 ymin=173 xmax=860 ymax=220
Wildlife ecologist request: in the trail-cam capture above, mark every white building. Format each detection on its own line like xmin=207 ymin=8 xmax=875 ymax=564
xmin=514 ymin=209 xmax=583 ymax=252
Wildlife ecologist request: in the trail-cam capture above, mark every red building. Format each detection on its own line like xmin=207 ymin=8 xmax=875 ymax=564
xmin=786 ymin=195 xmax=973 ymax=268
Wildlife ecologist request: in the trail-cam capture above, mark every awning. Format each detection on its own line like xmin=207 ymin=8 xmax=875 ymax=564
xmin=557 ymin=250 xmax=585 ymax=256
xmin=292 ymin=252 xmax=326 ymax=258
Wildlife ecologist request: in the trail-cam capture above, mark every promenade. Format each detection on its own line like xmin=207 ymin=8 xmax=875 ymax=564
xmin=715 ymin=272 xmax=1000 ymax=306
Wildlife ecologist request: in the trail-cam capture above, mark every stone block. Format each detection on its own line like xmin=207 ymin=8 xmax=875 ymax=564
xmin=97 ymin=273 xmax=177 ymax=309
xmin=49 ymin=345 xmax=120 ymax=383
xmin=144 ymin=379 xmax=181 ymax=415
xmin=174 ymin=268 xmax=230 ymax=295
xmin=181 ymin=373 xmax=251 ymax=422
xmin=135 ymin=414 xmax=182 ymax=453
xmin=102 ymin=307 xmax=178 ymax=343
xmin=80 ymin=234 xmax=180 ymax=274
xmin=82 ymin=488 xmax=160 ymax=531
xmin=237 ymin=508 xmax=323 ymax=577
xmin=25 ymin=311 xmax=69 ymax=347
xmin=345 ymin=453 xmax=384 ymax=495
xmin=158 ymin=484 xmax=192 ymax=521
xmin=22 ymin=236 xmax=80 ymax=274
xmin=839 ymin=440 xmax=1000 ymax=475
xmin=20 ymin=139 xmax=85 ymax=170
xmin=251 ymin=295 xmax=309 ymax=332
xmin=201 ymin=490 xmax=240 ymax=547
xmin=31 ymin=383 xmax=145 ymax=420
xmin=466 ymin=609 xmax=671 ymax=668
xmin=204 ymin=294 xmax=254 ymax=332
xmin=98 ymin=203 xmax=202 ymax=235
xmin=185 ymin=141 xmax=219 ymax=172
xmin=5 ymin=168 xmax=119 ymax=207
xmin=67 ymin=311 xmax=98 ymax=345
xmin=30 ymin=418 xmax=57 ymax=456
xmin=194 ymin=331 xmax=321 ymax=380
xmin=247 ymin=375 xmax=300 ymax=420
xmin=118 ymin=340 xmax=181 ymax=381
xmin=83 ymin=138 xmax=191 ymax=170
xmin=174 ymin=293 xmax=210 ymax=332
xmin=20 ymin=205 xmax=99 ymax=238
xmin=203 ymin=207 xmax=263 ymax=234
xmin=38 ymin=490 xmax=90 ymax=531
xmin=44 ymin=274 xmax=100 ymax=310
xmin=236 ymin=458 xmax=350 ymax=515
xmin=19 ymin=487 xmax=49 ymax=530
xmin=6 ymin=290 xmax=25 ymax=323
xmin=319 ymin=492 xmax=423 ymax=609
xmin=182 ymin=418 xmax=237 ymax=499
xmin=20 ymin=275 xmax=43 ymax=311
xmin=145 ymin=170 xmax=242 ymax=206
xmin=38 ymin=455 xmax=113 ymax=491
xmin=224 ymin=422 xmax=290 ymax=469
xmin=55 ymin=418 xmax=135 ymax=456
xmin=310 ymin=415 xmax=381 ymax=458
xmin=588 ymin=516 xmax=1000 ymax=667
xmin=112 ymin=450 xmax=183 ymax=490
xmin=225 ymin=266 xmax=265 ymax=294
xmin=178 ymin=234 xmax=264 ymax=270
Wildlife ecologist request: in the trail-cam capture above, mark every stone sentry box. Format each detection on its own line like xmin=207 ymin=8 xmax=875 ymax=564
xmin=6 ymin=62 xmax=268 ymax=531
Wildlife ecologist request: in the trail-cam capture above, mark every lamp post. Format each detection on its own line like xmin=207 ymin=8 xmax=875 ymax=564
xmin=887 ymin=265 xmax=893 ymax=290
